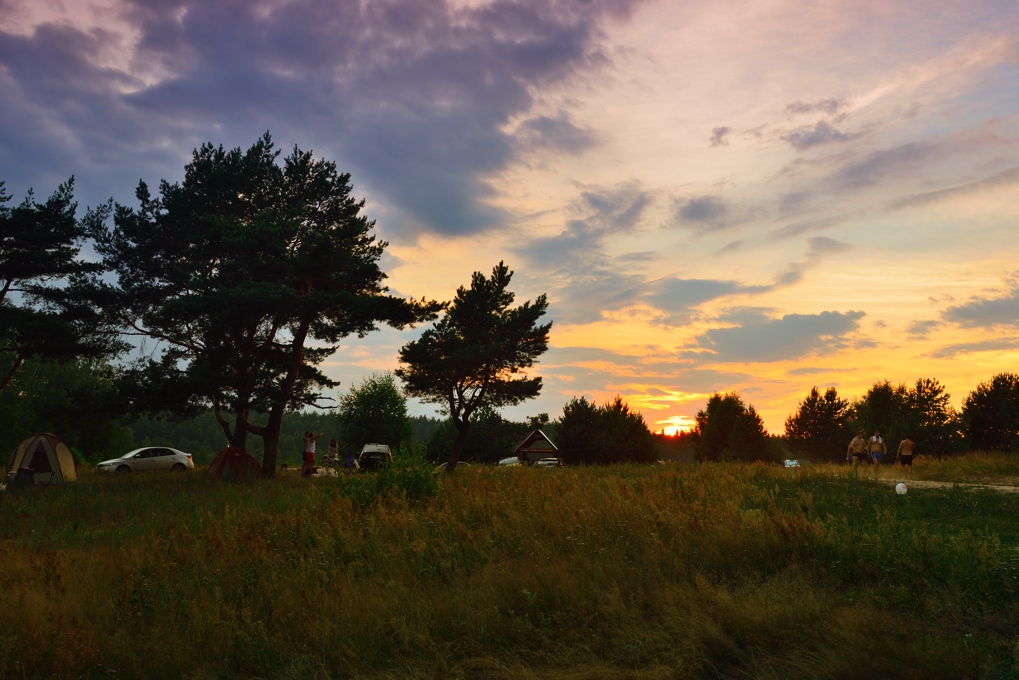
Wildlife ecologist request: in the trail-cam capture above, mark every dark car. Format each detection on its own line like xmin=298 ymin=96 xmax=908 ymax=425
xmin=357 ymin=444 xmax=393 ymax=471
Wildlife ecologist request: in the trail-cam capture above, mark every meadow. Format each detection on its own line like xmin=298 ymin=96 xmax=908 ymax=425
xmin=2 ymin=458 xmax=1018 ymax=679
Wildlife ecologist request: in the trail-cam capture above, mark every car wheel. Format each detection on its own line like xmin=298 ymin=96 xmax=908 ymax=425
xmin=171 ymin=463 xmax=186 ymax=472
xmin=116 ymin=465 xmax=131 ymax=474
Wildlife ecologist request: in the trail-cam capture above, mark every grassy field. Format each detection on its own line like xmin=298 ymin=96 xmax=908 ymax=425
xmin=2 ymin=458 xmax=1019 ymax=679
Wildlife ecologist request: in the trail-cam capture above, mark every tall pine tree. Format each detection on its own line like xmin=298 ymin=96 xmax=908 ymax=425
xmin=90 ymin=134 xmax=438 ymax=474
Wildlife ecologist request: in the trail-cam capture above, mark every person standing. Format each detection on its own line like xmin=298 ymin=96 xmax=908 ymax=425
xmin=323 ymin=439 xmax=340 ymax=467
xmin=847 ymin=432 xmax=868 ymax=472
xmin=302 ymin=430 xmax=326 ymax=477
xmin=896 ymin=434 xmax=915 ymax=480
xmin=868 ymin=431 xmax=886 ymax=478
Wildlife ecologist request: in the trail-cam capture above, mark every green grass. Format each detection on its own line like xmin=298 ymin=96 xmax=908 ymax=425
xmin=2 ymin=460 xmax=1019 ymax=679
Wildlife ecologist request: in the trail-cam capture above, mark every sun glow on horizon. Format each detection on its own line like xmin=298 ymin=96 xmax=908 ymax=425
xmin=656 ymin=415 xmax=696 ymax=436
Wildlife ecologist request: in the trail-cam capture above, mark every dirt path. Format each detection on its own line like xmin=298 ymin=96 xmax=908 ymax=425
xmin=879 ymin=479 xmax=1019 ymax=493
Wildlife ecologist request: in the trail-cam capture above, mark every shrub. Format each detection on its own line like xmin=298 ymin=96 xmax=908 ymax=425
xmin=557 ymin=395 xmax=656 ymax=464
xmin=330 ymin=459 xmax=439 ymax=507
xmin=695 ymin=392 xmax=779 ymax=462
xmin=961 ymin=373 xmax=1019 ymax=453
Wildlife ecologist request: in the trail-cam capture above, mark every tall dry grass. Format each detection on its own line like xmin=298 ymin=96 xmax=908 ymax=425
xmin=1 ymin=462 xmax=1017 ymax=679
xmin=912 ymin=450 xmax=1019 ymax=483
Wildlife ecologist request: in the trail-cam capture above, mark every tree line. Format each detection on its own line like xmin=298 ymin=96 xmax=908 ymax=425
xmin=4 ymin=133 xmax=1018 ymax=471
xmin=695 ymin=374 xmax=1019 ymax=463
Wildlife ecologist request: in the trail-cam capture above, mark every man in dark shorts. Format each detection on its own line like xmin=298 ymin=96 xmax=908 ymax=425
xmin=896 ymin=434 xmax=915 ymax=480
xmin=868 ymin=431 xmax=886 ymax=479
xmin=847 ymin=432 xmax=868 ymax=472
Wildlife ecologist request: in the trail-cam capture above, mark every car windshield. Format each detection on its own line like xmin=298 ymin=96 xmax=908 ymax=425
xmin=122 ymin=449 xmax=146 ymax=459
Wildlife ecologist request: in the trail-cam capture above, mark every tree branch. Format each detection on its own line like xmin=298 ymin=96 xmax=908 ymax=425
xmin=213 ymin=398 xmax=234 ymax=443
xmin=0 ymin=346 xmax=29 ymax=391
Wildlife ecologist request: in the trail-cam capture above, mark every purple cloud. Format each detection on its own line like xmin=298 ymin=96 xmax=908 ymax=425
xmin=709 ymin=126 xmax=731 ymax=147
xmin=0 ymin=0 xmax=645 ymax=236
xmin=782 ymin=120 xmax=859 ymax=151
xmin=785 ymin=98 xmax=849 ymax=117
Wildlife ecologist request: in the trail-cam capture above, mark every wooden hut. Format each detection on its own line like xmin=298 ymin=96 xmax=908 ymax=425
xmin=513 ymin=429 xmax=559 ymax=465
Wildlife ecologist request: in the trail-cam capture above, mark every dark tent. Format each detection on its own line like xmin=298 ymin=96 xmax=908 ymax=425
xmin=208 ymin=447 xmax=262 ymax=480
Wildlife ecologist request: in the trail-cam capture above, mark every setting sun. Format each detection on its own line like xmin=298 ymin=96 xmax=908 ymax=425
xmin=655 ymin=415 xmax=697 ymax=436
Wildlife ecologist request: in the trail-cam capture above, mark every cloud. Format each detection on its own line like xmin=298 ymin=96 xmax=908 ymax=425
xmin=888 ymin=166 xmax=1019 ymax=211
xmin=642 ymin=279 xmax=767 ymax=324
xmin=906 ymin=320 xmax=938 ymax=338
xmin=785 ymin=98 xmax=849 ymax=117
xmin=559 ymin=236 xmax=854 ymax=328
xmin=786 ymin=366 xmax=839 ymax=376
xmin=684 ymin=309 xmax=866 ymax=363
xmin=766 ymin=236 xmax=853 ymax=287
xmin=0 ymin=0 xmax=645 ymax=236
xmin=673 ymin=194 xmax=760 ymax=232
xmin=767 ymin=125 xmax=1015 ymax=229
xmin=709 ymin=126 xmax=730 ymax=147
xmin=782 ymin=120 xmax=859 ymax=151
xmin=675 ymin=195 xmax=730 ymax=229
xmin=941 ymin=282 xmax=1019 ymax=329
xmin=927 ymin=338 xmax=1019 ymax=359
xmin=543 ymin=346 xmax=647 ymax=369
xmin=515 ymin=112 xmax=598 ymax=155
xmin=806 ymin=236 xmax=852 ymax=257
xmin=514 ymin=180 xmax=656 ymax=323
xmin=827 ymin=131 xmax=1009 ymax=193
xmin=769 ymin=214 xmax=853 ymax=240
xmin=524 ymin=180 xmax=654 ymax=264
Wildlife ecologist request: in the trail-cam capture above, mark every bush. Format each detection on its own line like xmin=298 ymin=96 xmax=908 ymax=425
xmin=961 ymin=373 xmax=1019 ymax=453
xmin=330 ymin=459 xmax=439 ymax=507
xmin=784 ymin=386 xmax=852 ymax=462
xmin=424 ymin=407 xmax=528 ymax=464
xmin=695 ymin=392 xmax=780 ymax=463
xmin=557 ymin=395 xmax=656 ymax=464
xmin=337 ymin=372 xmax=413 ymax=455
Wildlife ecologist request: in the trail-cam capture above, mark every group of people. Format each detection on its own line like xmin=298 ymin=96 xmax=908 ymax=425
xmin=847 ymin=431 xmax=915 ymax=479
xmin=301 ymin=430 xmax=359 ymax=477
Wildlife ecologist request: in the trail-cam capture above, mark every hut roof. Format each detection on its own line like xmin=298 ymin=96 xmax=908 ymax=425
xmin=513 ymin=429 xmax=558 ymax=455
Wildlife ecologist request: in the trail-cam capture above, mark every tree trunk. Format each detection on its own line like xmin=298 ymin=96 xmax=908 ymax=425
xmin=232 ymin=409 xmax=249 ymax=450
xmin=259 ymin=406 xmax=285 ymax=477
xmin=446 ymin=422 xmax=470 ymax=475
xmin=214 ymin=402 xmax=250 ymax=450
xmin=251 ymin=315 xmax=313 ymax=478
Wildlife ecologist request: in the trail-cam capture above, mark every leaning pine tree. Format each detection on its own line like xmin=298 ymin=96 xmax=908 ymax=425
xmin=396 ymin=262 xmax=551 ymax=474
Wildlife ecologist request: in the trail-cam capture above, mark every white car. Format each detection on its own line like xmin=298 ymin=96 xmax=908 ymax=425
xmin=96 ymin=447 xmax=195 ymax=474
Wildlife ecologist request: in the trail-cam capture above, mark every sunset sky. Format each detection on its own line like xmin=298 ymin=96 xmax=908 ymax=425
xmin=3 ymin=0 xmax=1018 ymax=433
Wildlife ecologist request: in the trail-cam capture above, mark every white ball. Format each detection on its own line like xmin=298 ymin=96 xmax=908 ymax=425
xmin=895 ymin=483 xmax=907 ymax=495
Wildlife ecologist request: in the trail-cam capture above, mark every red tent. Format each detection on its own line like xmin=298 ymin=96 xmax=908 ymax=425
xmin=208 ymin=446 xmax=262 ymax=480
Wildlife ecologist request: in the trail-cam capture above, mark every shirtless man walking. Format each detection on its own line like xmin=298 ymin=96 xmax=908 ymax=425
xmin=847 ymin=432 xmax=868 ymax=473
xmin=868 ymin=431 xmax=886 ymax=479
xmin=896 ymin=434 xmax=916 ymax=480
